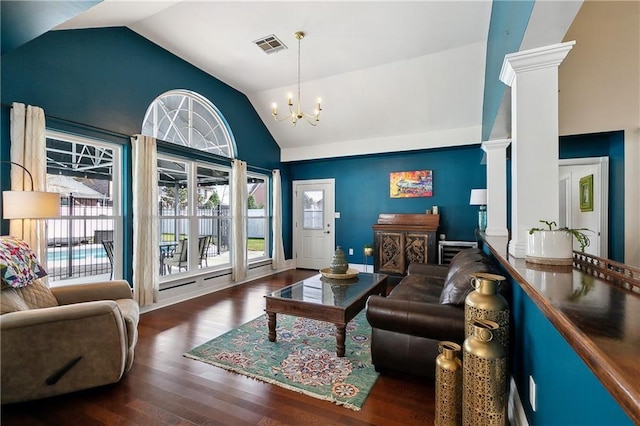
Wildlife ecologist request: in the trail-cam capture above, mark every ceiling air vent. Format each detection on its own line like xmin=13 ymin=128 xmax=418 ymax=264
xmin=253 ymin=34 xmax=287 ymax=54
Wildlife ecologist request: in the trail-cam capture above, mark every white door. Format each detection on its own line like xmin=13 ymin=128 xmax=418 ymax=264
xmin=559 ymin=158 xmax=609 ymax=258
xmin=293 ymin=179 xmax=335 ymax=270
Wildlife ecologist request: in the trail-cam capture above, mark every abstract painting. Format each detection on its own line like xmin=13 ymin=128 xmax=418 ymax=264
xmin=390 ymin=170 xmax=433 ymax=198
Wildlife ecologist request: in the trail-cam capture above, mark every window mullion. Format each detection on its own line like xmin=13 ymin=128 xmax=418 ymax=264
xmin=188 ymin=161 xmax=198 ymax=271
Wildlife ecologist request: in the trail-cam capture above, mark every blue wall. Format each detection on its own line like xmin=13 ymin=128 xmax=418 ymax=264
xmin=0 ymin=27 xmax=279 ymax=168
xmin=482 ymin=0 xmax=535 ymax=141
xmin=289 ymin=146 xmax=487 ymax=265
xmin=559 ymin=131 xmax=625 ymax=262
xmin=0 ymin=27 xmax=281 ymax=280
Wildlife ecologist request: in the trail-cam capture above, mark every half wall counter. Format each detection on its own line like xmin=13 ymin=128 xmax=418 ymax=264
xmin=479 ymin=234 xmax=640 ymax=425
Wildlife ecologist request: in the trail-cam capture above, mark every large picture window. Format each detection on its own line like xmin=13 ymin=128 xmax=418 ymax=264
xmin=144 ymin=89 xmax=268 ymax=280
xmin=45 ymin=130 xmax=122 ymax=284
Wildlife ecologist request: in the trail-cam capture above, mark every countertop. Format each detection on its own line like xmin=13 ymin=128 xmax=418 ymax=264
xmin=481 ymin=235 xmax=640 ymax=424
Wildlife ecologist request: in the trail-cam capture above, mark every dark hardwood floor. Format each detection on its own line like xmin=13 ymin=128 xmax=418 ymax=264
xmin=2 ymin=270 xmax=435 ymax=425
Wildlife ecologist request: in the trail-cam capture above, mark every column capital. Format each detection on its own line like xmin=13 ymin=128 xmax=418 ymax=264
xmin=500 ymin=41 xmax=576 ymax=87
xmin=482 ymin=139 xmax=511 ymax=153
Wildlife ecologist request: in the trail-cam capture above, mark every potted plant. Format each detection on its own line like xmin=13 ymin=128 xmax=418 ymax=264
xmin=363 ymin=243 xmax=374 ymax=257
xmin=526 ymin=220 xmax=591 ymax=266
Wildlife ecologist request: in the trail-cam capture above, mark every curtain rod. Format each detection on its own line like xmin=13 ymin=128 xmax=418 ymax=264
xmin=230 ymin=159 xmax=275 ymax=174
xmin=249 ymin=165 xmax=276 ymax=173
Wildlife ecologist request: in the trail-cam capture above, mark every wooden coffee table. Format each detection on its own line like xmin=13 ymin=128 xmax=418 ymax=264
xmin=264 ymin=272 xmax=388 ymax=357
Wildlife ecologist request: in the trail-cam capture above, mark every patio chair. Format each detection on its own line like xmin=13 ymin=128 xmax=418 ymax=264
xmin=164 ymin=239 xmax=188 ymax=273
xmin=102 ymin=240 xmax=115 ymax=279
xmin=164 ymin=239 xmax=189 ymax=273
xmin=198 ymin=235 xmax=211 ymax=267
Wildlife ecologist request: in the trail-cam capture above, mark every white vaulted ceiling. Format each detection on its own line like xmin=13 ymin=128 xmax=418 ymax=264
xmin=57 ymin=1 xmax=492 ymax=161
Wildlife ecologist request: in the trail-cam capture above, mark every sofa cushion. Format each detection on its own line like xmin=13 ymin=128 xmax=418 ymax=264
xmin=0 ymin=288 xmax=30 ymax=314
xmin=443 ymin=248 xmax=484 ymax=282
xmin=389 ymin=274 xmax=443 ymax=303
xmin=439 ymin=254 xmax=496 ymax=306
xmin=0 ymin=236 xmax=48 ymax=288
xmin=17 ymin=278 xmax=59 ymax=309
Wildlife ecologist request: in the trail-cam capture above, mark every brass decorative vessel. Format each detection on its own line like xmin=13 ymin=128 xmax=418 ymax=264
xmin=435 ymin=341 xmax=463 ymax=426
xmin=465 ymin=272 xmax=509 ymax=350
xmin=462 ymin=319 xmax=508 ymax=426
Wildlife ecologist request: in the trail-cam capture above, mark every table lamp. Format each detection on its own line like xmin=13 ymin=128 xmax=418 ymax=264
xmin=469 ymin=189 xmax=487 ymax=232
xmin=2 ymin=161 xmax=60 ymax=219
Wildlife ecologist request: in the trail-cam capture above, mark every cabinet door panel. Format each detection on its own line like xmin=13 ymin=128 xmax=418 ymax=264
xmin=379 ymin=232 xmax=404 ymax=274
xmin=405 ymin=233 xmax=428 ymax=266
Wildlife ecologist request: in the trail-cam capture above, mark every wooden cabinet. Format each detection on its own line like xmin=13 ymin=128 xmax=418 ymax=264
xmin=373 ymin=214 xmax=439 ymax=281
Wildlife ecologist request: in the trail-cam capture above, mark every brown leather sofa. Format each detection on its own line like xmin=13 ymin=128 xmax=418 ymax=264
xmin=365 ymin=248 xmax=504 ymax=379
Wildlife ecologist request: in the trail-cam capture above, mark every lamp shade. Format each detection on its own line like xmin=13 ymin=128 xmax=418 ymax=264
xmin=2 ymin=191 xmax=60 ymax=219
xmin=469 ymin=189 xmax=487 ymax=206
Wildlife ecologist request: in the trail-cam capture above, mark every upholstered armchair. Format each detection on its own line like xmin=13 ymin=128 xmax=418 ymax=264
xmin=0 ymin=236 xmax=139 ymax=404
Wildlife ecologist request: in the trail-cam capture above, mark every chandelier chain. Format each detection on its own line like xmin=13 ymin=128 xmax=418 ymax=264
xmin=297 ymin=34 xmax=301 ymax=114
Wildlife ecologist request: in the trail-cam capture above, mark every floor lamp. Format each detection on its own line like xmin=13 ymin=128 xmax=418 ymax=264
xmin=2 ymin=161 xmax=60 ymax=220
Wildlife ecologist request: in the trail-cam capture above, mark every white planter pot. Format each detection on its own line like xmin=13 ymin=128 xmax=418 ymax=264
xmin=526 ymin=230 xmax=573 ymax=266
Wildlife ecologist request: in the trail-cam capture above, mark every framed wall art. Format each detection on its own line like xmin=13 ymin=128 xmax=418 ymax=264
xmin=390 ymin=170 xmax=433 ymax=198
xmin=579 ymin=174 xmax=593 ymax=212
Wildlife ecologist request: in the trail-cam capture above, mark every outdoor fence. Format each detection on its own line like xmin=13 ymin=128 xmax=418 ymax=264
xmin=45 ymin=200 xmax=267 ymax=282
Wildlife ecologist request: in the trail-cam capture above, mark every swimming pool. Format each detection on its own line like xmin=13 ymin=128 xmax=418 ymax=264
xmin=47 ymin=245 xmax=108 ymax=262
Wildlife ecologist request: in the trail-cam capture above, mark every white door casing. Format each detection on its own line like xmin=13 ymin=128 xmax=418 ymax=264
xmin=559 ymin=157 xmax=609 ymax=258
xmin=292 ymin=179 xmax=335 ymax=270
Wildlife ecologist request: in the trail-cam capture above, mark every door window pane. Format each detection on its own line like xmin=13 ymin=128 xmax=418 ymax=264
xmin=303 ymin=190 xmax=324 ymax=230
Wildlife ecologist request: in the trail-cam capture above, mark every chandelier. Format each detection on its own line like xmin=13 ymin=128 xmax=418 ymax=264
xmin=271 ymin=31 xmax=322 ymax=126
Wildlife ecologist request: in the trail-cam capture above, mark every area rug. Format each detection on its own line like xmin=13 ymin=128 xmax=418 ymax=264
xmin=184 ymin=311 xmax=379 ymax=411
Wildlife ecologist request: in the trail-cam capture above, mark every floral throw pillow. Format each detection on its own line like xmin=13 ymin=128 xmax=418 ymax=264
xmin=0 ymin=236 xmax=48 ymax=288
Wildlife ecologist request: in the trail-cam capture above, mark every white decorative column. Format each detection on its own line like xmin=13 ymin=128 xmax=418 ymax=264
xmin=481 ymin=139 xmax=511 ymax=237
xmin=500 ymin=41 xmax=575 ymax=258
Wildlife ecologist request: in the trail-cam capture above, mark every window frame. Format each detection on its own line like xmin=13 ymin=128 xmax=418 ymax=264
xmin=142 ymin=89 xmax=236 ymax=158
xmin=45 ymin=129 xmax=123 ymax=284
xmin=246 ymin=170 xmax=270 ymax=263
xmin=158 ymin=152 xmax=233 ymax=281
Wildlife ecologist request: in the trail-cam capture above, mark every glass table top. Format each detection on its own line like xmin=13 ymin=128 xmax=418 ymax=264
xmin=266 ymin=272 xmax=387 ymax=308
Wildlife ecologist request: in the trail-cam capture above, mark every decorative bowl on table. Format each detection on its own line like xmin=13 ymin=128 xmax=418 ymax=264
xmin=319 ymin=267 xmax=359 ymax=280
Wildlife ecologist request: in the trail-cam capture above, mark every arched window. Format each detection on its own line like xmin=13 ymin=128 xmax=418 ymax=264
xmin=142 ymin=89 xmax=235 ymax=158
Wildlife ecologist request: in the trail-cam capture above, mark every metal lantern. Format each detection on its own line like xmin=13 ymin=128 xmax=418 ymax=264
xmin=462 ymin=319 xmax=508 ymax=426
xmin=465 ymin=272 xmax=509 ymax=350
xmin=435 ymin=341 xmax=463 ymax=426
